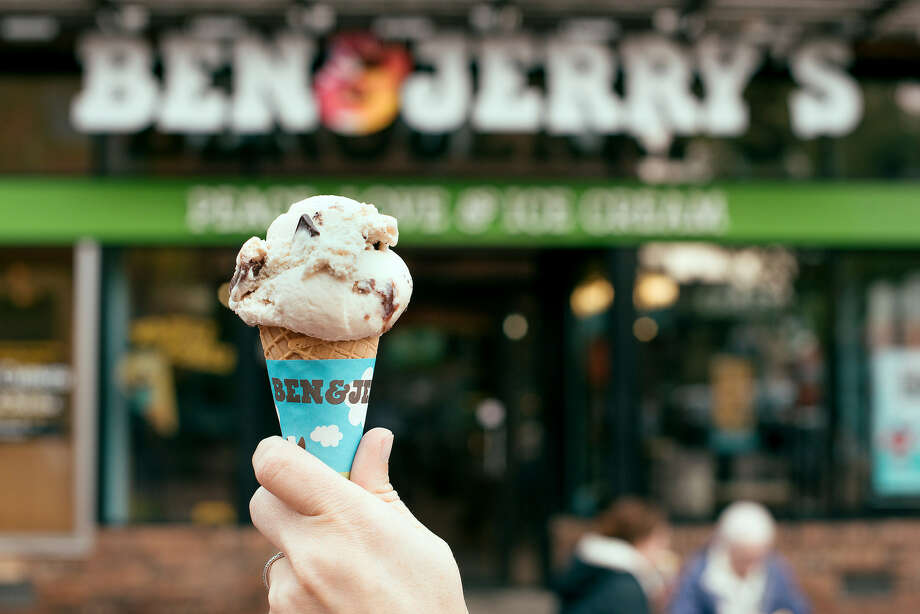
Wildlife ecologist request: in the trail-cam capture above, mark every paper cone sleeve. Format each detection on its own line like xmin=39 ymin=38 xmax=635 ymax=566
xmin=258 ymin=325 xmax=379 ymax=360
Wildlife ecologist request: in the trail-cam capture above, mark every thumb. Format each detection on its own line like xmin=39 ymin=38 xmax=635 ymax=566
xmin=350 ymin=428 xmax=415 ymax=519
xmin=350 ymin=427 xmax=401 ymax=505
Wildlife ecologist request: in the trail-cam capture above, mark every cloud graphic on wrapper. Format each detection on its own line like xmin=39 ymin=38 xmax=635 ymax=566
xmin=346 ymin=367 xmax=374 ymax=427
xmin=310 ymin=425 xmax=344 ymax=448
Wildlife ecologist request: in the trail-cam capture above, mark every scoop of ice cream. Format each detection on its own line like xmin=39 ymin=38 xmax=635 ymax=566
xmin=228 ymin=195 xmax=413 ymax=341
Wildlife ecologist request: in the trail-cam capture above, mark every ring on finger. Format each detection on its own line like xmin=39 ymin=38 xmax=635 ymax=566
xmin=262 ymin=552 xmax=286 ymax=590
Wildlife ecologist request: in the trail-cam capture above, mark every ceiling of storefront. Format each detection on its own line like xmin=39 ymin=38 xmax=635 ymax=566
xmin=0 ymin=0 xmax=915 ymax=32
xmin=1 ymin=0 xmax=919 ymax=66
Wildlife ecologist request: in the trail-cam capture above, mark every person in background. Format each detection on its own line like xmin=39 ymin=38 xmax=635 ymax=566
xmin=556 ymin=498 xmax=679 ymax=614
xmin=670 ymin=501 xmax=810 ymax=614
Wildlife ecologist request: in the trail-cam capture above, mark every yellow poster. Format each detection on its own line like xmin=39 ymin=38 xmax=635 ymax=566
xmin=710 ymin=355 xmax=755 ymax=434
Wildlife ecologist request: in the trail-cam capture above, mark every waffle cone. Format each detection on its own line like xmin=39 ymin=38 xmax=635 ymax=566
xmin=259 ymin=325 xmax=379 ymax=361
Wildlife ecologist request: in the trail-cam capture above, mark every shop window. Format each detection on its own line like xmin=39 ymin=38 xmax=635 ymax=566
xmin=101 ymin=247 xmax=273 ymax=524
xmin=0 ymin=249 xmax=76 ymax=532
xmin=839 ymin=253 xmax=920 ymax=509
xmin=563 ymin=244 xmax=828 ymax=520
xmin=99 ymin=245 xmax=554 ymax=585
xmin=635 ymin=244 xmax=830 ymax=518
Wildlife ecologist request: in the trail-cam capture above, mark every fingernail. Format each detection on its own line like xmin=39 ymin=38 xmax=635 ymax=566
xmin=381 ymin=432 xmax=394 ymax=464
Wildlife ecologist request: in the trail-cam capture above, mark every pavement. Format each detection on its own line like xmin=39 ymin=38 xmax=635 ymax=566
xmin=466 ymin=588 xmax=556 ymax=614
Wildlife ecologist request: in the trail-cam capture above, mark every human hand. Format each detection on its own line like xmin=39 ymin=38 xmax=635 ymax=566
xmin=249 ymin=428 xmax=468 ymax=614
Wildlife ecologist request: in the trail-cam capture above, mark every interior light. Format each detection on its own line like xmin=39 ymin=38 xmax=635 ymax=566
xmin=475 ymin=398 xmax=506 ymax=429
xmin=502 ymin=313 xmax=528 ymax=340
xmin=1 ymin=16 xmax=59 ymax=42
xmin=570 ymin=275 xmax=615 ymax=318
xmin=634 ymin=272 xmax=679 ymax=311
xmin=633 ymin=316 xmax=659 ymax=342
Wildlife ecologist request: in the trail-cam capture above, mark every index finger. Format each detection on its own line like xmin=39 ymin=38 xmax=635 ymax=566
xmin=252 ymin=436 xmax=362 ymax=516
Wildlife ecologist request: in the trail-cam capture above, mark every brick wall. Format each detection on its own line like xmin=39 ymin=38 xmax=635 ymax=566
xmin=670 ymin=520 xmax=920 ymax=614
xmin=553 ymin=517 xmax=920 ymax=613
xmin=6 ymin=528 xmax=275 ymax=614
xmin=4 ymin=521 xmax=920 ymax=613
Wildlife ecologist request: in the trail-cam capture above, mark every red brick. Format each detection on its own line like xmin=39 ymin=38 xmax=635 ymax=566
xmin=7 ymin=520 xmax=920 ymax=614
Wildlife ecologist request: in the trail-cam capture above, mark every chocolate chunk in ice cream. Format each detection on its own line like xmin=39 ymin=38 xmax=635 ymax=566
xmin=353 ymin=280 xmax=374 ymax=294
xmin=230 ymin=260 xmax=262 ymax=291
xmin=379 ymin=281 xmax=397 ymax=324
xmin=295 ymin=213 xmax=321 ymax=238
xmin=229 ymin=237 xmax=268 ymax=302
xmin=351 ymin=279 xmax=397 ymax=325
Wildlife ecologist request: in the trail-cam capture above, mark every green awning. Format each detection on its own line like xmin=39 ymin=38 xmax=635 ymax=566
xmin=2 ymin=178 xmax=919 ymax=246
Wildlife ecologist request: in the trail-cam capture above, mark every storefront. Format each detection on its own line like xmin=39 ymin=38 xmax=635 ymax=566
xmin=4 ymin=178 xmax=920 ymax=586
xmin=3 ymin=5 xmax=920 ymax=606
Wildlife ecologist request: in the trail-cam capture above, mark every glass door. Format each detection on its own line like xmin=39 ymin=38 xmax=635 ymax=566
xmin=373 ymin=248 xmax=551 ymax=585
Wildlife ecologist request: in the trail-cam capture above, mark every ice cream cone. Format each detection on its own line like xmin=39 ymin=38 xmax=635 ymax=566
xmin=258 ymin=325 xmax=379 ymax=361
xmin=228 ymin=196 xmax=411 ymax=481
xmin=259 ymin=325 xmax=378 ymax=479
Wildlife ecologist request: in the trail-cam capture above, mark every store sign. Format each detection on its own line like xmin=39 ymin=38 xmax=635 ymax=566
xmin=70 ymin=30 xmax=863 ymax=150
xmin=0 ymin=362 xmax=71 ymax=440
xmin=4 ymin=179 xmax=920 ymax=245
xmin=872 ymin=350 xmax=920 ymax=497
xmin=186 ymin=184 xmax=729 ymax=238
xmin=0 ymin=178 xmax=920 ymax=245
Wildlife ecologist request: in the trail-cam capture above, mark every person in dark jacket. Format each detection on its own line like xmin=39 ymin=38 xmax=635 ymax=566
xmin=670 ymin=501 xmax=810 ymax=614
xmin=556 ymin=498 xmax=678 ymax=614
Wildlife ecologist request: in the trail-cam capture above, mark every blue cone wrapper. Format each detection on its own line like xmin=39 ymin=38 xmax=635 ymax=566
xmin=265 ymin=357 xmax=376 ymax=477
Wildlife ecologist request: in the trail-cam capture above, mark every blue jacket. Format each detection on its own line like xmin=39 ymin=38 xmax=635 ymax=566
xmin=556 ymin=556 xmax=650 ymax=614
xmin=670 ymin=549 xmax=810 ymax=614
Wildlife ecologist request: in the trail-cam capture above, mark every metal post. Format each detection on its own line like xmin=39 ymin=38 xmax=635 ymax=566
xmin=100 ymin=248 xmax=131 ymax=525
xmin=607 ymin=248 xmax=639 ymax=497
xmin=71 ymin=240 xmax=101 ymax=553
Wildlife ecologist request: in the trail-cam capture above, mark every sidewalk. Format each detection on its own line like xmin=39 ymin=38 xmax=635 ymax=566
xmin=466 ymin=588 xmax=555 ymax=614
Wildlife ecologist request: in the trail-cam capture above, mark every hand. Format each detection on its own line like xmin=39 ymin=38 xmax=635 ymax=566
xmin=249 ymin=429 xmax=468 ymax=614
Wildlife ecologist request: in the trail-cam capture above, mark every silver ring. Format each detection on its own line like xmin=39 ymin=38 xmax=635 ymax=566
xmin=262 ymin=552 xmax=286 ymax=590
